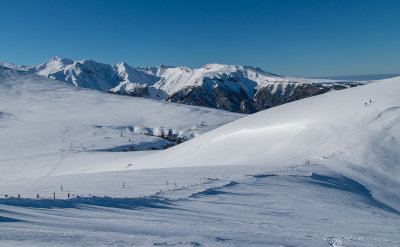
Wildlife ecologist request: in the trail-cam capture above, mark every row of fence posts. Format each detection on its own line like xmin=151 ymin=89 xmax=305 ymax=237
xmin=2 ymin=192 xmax=77 ymax=199
xmin=3 ymin=184 xmax=76 ymax=199
xmin=3 ymin=179 xmax=186 ymax=199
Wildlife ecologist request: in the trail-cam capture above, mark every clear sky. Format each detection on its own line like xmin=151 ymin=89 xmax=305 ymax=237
xmin=1 ymin=0 xmax=399 ymax=77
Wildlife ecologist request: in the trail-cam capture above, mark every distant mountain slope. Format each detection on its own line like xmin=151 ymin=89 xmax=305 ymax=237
xmin=2 ymin=58 xmax=361 ymax=113
xmin=123 ymin=63 xmax=362 ymax=113
xmin=2 ymin=57 xmax=159 ymax=92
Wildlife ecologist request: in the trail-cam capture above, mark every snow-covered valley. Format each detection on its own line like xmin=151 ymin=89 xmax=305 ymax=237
xmin=0 ymin=65 xmax=399 ymax=246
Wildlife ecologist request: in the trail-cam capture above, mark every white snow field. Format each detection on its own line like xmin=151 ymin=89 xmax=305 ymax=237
xmin=0 ymin=66 xmax=242 ymax=178
xmin=0 ymin=66 xmax=399 ymax=246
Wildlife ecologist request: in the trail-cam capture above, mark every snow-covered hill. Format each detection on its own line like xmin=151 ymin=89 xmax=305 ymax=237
xmin=132 ymin=76 xmax=400 ymax=211
xmin=0 ymin=66 xmax=242 ymax=178
xmin=3 ymin=58 xmax=361 ymax=113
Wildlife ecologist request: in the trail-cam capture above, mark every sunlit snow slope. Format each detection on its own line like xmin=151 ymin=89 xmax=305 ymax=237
xmin=134 ymin=76 xmax=400 ymax=211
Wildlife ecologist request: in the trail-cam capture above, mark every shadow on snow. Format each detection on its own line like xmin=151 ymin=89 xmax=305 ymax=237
xmin=0 ymin=196 xmax=172 ymax=210
xmin=251 ymin=172 xmax=400 ymax=216
xmin=0 ymin=215 xmax=21 ymax=222
xmin=188 ymin=181 xmax=239 ymax=198
xmin=0 ymin=181 xmax=240 ymax=210
xmin=308 ymin=173 xmax=400 ymax=215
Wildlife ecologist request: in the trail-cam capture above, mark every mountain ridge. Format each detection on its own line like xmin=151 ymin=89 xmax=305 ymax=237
xmin=1 ymin=57 xmax=362 ymax=113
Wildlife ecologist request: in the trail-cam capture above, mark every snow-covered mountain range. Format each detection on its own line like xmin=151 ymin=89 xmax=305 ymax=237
xmin=1 ymin=57 xmax=361 ymax=113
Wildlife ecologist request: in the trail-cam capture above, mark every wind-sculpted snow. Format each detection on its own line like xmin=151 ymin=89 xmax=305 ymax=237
xmin=0 ymin=166 xmax=399 ymax=246
xmin=0 ymin=178 xmax=238 ymax=210
xmin=187 ymin=181 xmax=239 ymax=198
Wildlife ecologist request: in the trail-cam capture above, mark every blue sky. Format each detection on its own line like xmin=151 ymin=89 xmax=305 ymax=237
xmin=1 ymin=0 xmax=399 ymax=77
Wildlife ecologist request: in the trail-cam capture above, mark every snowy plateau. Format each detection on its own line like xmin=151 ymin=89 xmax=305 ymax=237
xmin=0 ymin=61 xmax=399 ymax=247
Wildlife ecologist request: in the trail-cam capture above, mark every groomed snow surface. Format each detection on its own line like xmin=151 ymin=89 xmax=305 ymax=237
xmin=0 ymin=66 xmax=399 ymax=246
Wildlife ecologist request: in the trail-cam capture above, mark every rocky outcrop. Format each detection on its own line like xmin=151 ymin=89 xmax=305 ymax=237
xmin=167 ymin=80 xmax=360 ymax=113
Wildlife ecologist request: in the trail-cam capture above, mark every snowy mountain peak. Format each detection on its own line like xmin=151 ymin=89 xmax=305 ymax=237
xmin=158 ymin=64 xmax=175 ymax=69
xmin=116 ymin=61 xmax=136 ymax=71
xmin=49 ymin=56 xmax=74 ymax=64
xmin=74 ymin=58 xmax=105 ymax=67
xmin=200 ymin=63 xmax=282 ymax=78
xmin=114 ymin=62 xmax=160 ymax=86
xmin=202 ymin=63 xmax=240 ymax=72
xmin=35 ymin=57 xmax=74 ymax=73
xmin=116 ymin=62 xmax=130 ymax=68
